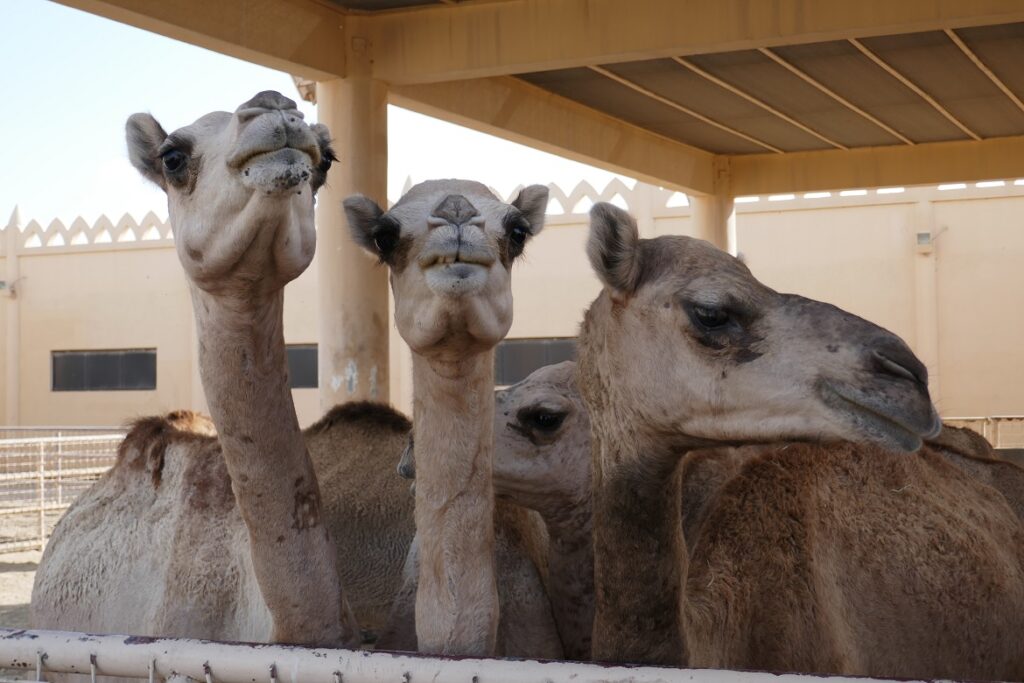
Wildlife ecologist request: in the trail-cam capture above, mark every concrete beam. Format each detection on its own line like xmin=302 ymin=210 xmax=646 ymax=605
xmin=728 ymin=135 xmax=1024 ymax=195
xmin=368 ymin=0 xmax=1024 ymax=84
xmin=51 ymin=0 xmax=347 ymax=80
xmin=389 ymin=76 xmax=715 ymax=195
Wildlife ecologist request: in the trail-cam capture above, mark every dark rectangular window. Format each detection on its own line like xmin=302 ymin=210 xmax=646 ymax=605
xmin=287 ymin=344 xmax=318 ymax=389
xmin=52 ymin=349 xmax=156 ymax=391
xmin=494 ymin=338 xmax=576 ymax=386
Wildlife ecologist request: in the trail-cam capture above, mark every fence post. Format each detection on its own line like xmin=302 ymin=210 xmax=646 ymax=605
xmin=37 ymin=442 xmax=45 ymax=551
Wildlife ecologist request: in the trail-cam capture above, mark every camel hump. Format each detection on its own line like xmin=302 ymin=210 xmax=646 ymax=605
xmin=306 ymin=401 xmax=411 ymax=437
xmin=117 ymin=410 xmax=218 ymax=488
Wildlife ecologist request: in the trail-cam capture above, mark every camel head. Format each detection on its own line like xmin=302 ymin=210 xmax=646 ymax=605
xmin=580 ymin=203 xmax=941 ymax=455
xmin=126 ymin=91 xmax=335 ymax=293
xmin=492 ymin=361 xmax=591 ymax=515
xmin=345 ymin=180 xmax=548 ymax=359
xmin=397 ymin=361 xmax=591 ymax=515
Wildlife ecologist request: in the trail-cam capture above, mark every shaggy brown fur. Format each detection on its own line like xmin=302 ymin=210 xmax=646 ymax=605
xmin=116 ymin=411 xmax=216 ymax=488
xmin=679 ymin=442 xmax=1024 ymax=679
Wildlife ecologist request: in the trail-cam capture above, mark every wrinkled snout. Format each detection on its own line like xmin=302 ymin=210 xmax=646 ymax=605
xmin=818 ymin=324 xmax=942 ymax=452
xmin=227 ymin=91 xmax=321 ymax=192
xmin=858 ymin=335 xmax=941 ymax=438
xmin=780 ymin=294 xmax=941 ymax=452
xmin=418 ymin=194 xmax=496 ymax=296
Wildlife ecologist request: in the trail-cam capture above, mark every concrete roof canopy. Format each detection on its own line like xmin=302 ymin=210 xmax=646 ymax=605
xmin=60 ymin=0 xmax=1024 ymax=197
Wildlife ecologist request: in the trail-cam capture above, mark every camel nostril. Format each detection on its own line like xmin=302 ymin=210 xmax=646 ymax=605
xmin=872 ymin=347 xmax=928 ymax=387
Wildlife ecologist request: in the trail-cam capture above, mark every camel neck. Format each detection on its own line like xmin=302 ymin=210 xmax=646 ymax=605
xmin=591 ymin=437 xmax=688 ymax=666
xmin=411 ymin=351 xmax=499 ymax=655
xmin=540 ymin=502 xmax=595 ymax=661
xmin=190 ymin=286 xmax=353 ymax=647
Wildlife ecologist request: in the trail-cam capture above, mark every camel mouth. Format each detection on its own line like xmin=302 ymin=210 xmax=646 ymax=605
xmin=423 ymin=261 xmax=489 ymax=296
xmin=239 ymin=147 xmax=316 ymax=194
xmin=418 ymin=244 xmax=496 ymax=270
xmin=233 ymin=143 xmax=319 ymax=170
xmin=818 ymin=381 xmax=935 ymax=452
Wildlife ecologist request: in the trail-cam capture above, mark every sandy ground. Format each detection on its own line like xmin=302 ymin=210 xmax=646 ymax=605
xmin=0 ymin=550 xmax=40 ymax=629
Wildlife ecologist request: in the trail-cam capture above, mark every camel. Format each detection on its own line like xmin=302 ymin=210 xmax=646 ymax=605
xmin=31 ymin=403 xmax=413 ymax=643
xmin=390 ymin=361 xmax=594 ymax=660
xmin=575 ymin=202 xmax=1024 ymax=679
xmin=345 ymin=179 xmax=548 ymax=655
xmin=123 ymin=90 xmax=355 ymax=647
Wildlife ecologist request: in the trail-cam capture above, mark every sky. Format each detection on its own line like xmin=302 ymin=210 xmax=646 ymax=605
xmin=0 ymin=1 xmax=633 ymax=226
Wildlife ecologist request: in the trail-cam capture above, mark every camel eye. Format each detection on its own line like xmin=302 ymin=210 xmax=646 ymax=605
xmin=691 ymin=305 xmax=730 ymax=331
xmin=506 ymin=217 xmax=531 ymax=259
xmin=161 ymin=150 xmax=188 ymax=174
xmin=371 ymin=218 xmax=401 ymax=261
xmin=373 ymin=231 xmax=398 ymax=255
xmin=520 ymin=409 xmax=566 ymax=433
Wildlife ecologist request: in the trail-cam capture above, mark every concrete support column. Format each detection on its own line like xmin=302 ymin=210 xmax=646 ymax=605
xmin=4 ymin=207 xmax=20 ymax=425
xmin=689 ymin=158 xmax=735 ymax=254
xmin=689 ymin=193 xmax=736 ymax=254
xmin=315 ymin=46 xmax=389 ymax=409
xmin=912 ymin=200 xmax=941 ymax=408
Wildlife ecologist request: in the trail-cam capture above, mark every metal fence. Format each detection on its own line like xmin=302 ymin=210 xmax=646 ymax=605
xmin=0 ymin=429 xmax=125 ymax=553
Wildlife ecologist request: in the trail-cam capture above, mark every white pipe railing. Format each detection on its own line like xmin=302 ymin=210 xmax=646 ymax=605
xmin=0 ymin=629 xmax=924 ymax=683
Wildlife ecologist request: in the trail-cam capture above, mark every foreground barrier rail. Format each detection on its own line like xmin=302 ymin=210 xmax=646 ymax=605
xmin=0 ymin=629 xmax=932 ymax=683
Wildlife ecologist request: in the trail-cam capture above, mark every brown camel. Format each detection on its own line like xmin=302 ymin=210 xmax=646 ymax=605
xmin=401 ymin=360 xmax=1023 ymax=674
xmin=345 ymin=179 xmax=549 ymax=655
xmin=576 ymin=202 xmax=1024 ymax=680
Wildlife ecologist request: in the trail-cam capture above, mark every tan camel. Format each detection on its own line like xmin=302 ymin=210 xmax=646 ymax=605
xmin=31 ymin=403 xmax=413 ymax=643
xmin=345 ymin=179 xmax=548 ymax=655
xmin=122 ymin=90 xmax=356 ymax=647
xmin=576 ymin=202 xmax=1024 ymax=679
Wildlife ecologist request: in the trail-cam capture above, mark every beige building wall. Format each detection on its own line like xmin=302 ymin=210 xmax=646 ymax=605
xmin=933 ymin=197 xmax=1024 ymax=416
xmin=2 ymin=180 xmax=1023 ymax=428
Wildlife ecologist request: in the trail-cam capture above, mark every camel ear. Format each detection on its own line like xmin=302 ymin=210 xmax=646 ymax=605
xmin=587 ymin=202 xmax=642 ymax=295
xmin=126 ymin=113 xmax=168 ymax=191
xmin=344 ymin=195 xmax=400 ymax=263
xmin=511 ymin=184 xmax=549 ymax=236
